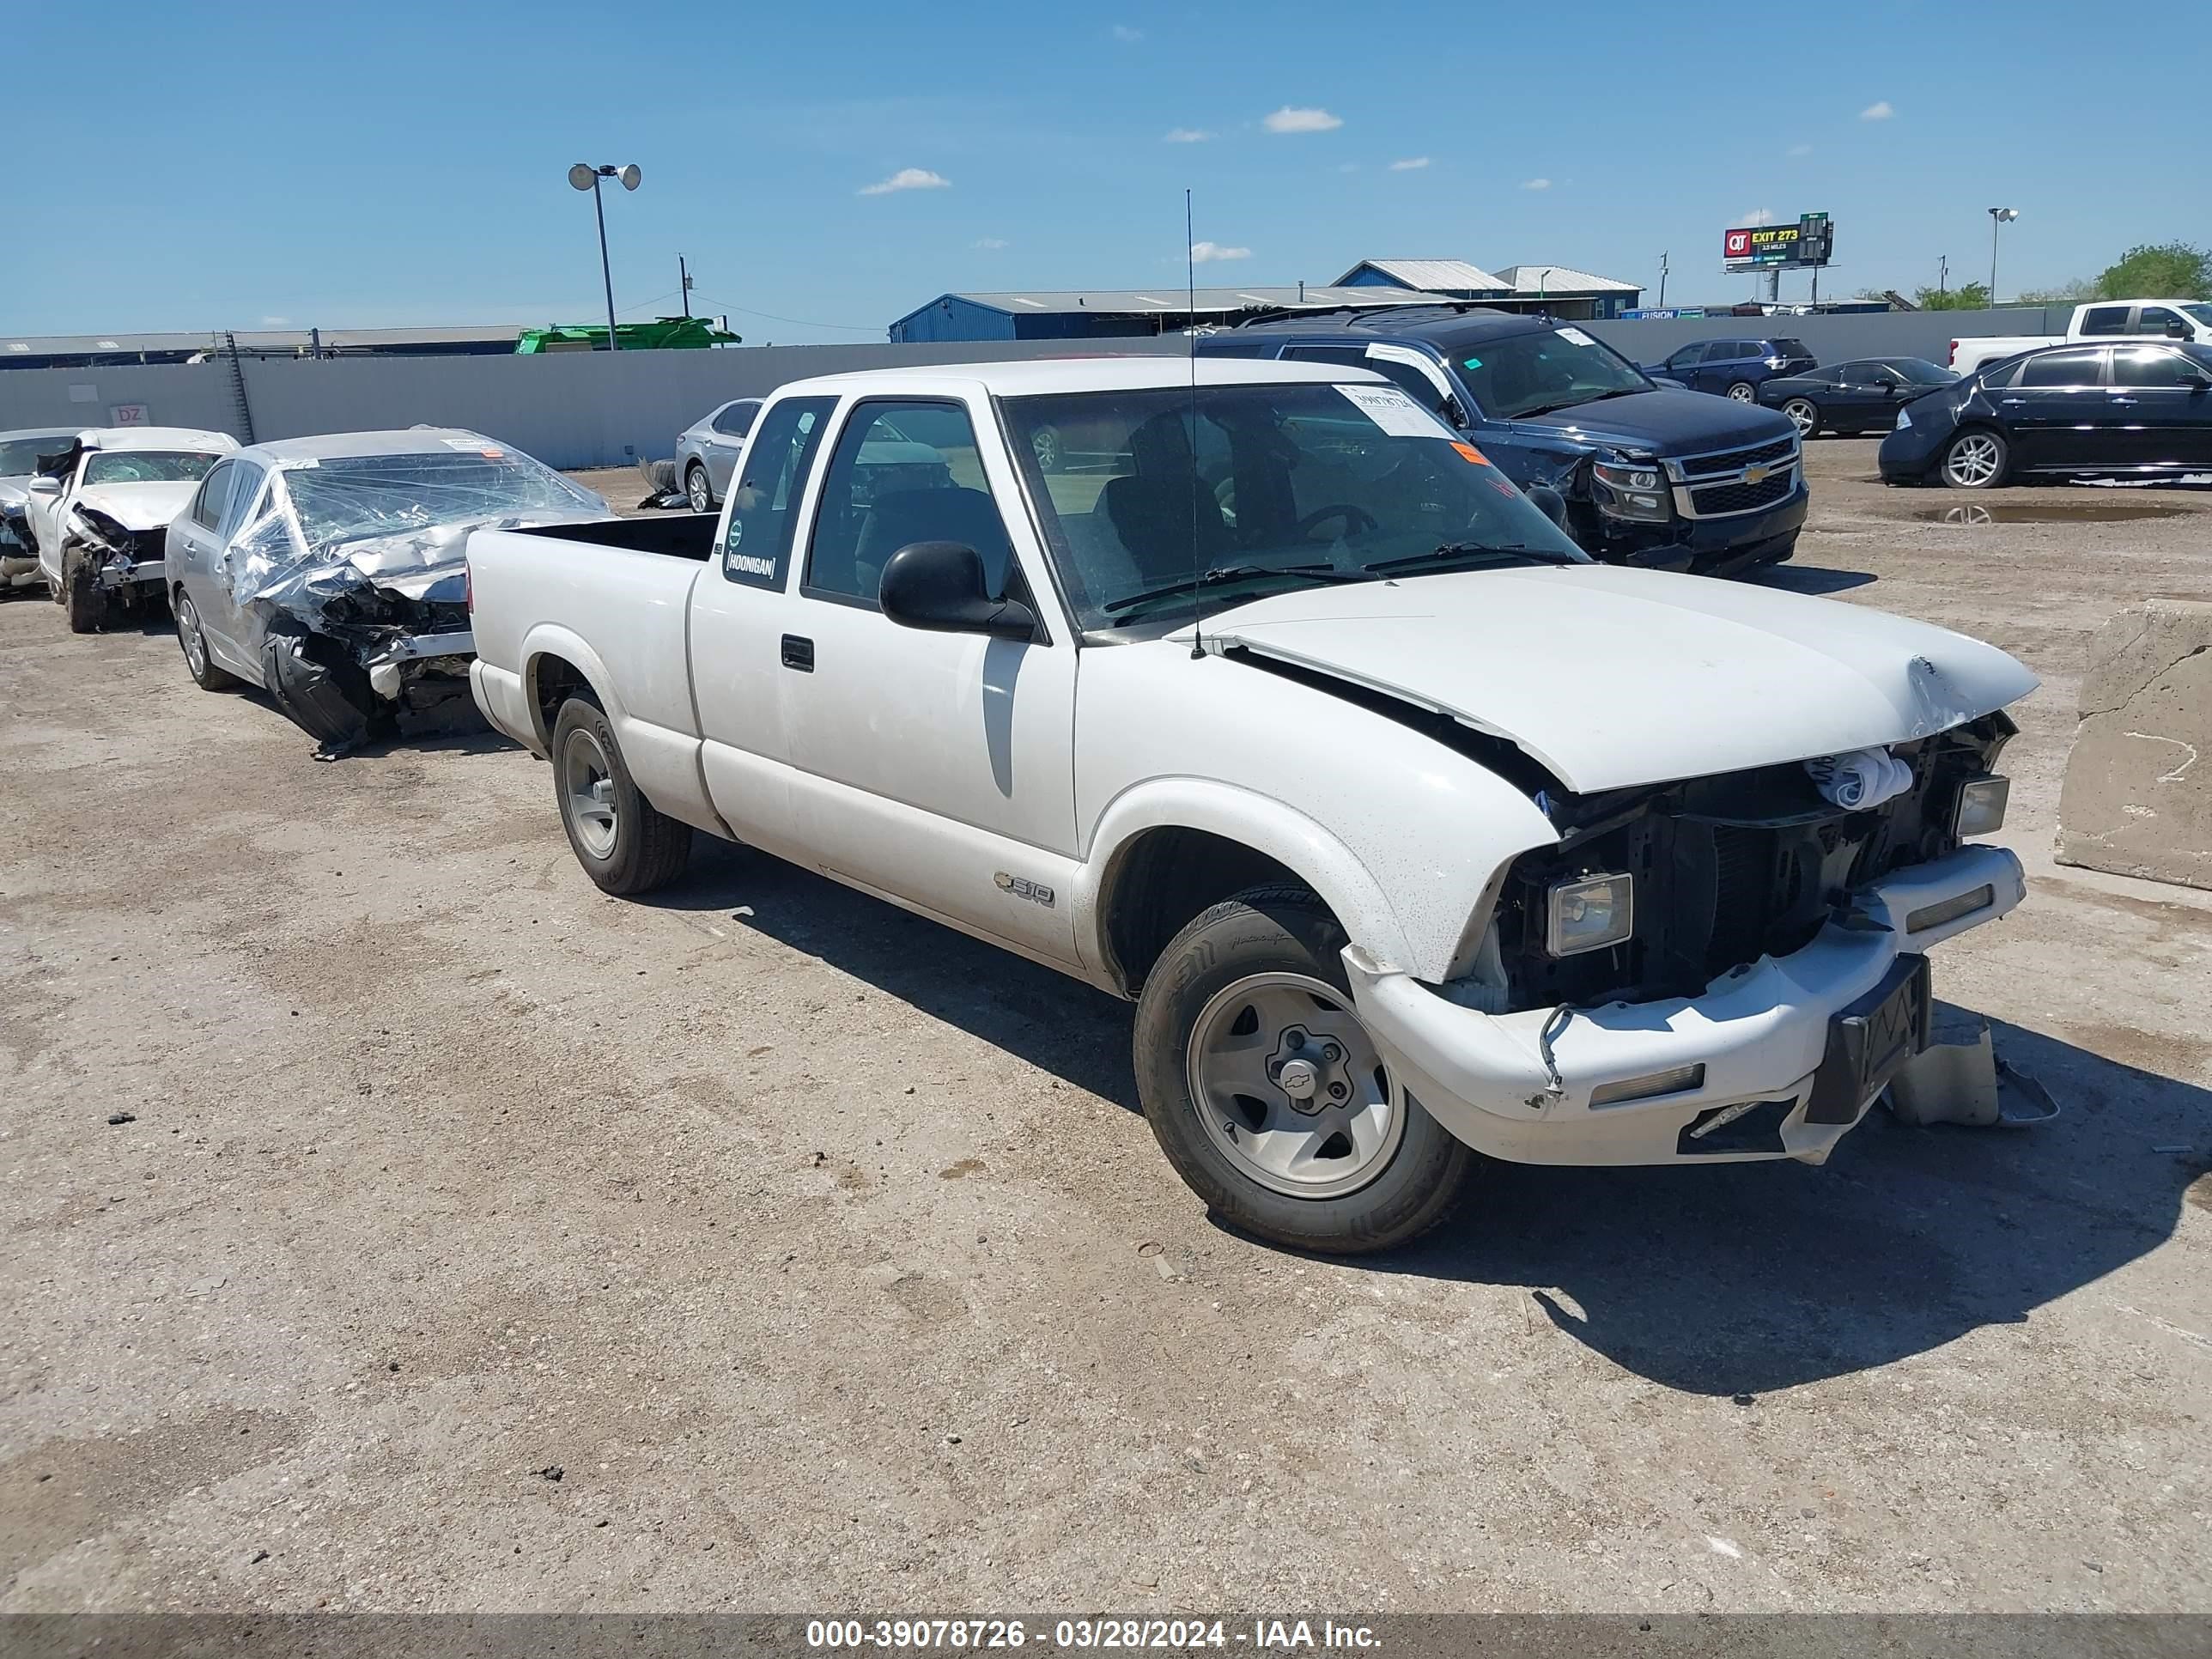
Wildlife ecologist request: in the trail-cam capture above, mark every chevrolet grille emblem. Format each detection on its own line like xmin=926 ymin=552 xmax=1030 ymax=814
xmin=1743 ymin=465 xmax=1770 ymax=485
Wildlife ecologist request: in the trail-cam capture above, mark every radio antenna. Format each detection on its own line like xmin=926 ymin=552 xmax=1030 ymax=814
xmin=1186 ymin=188 xmax=1205 ymax=659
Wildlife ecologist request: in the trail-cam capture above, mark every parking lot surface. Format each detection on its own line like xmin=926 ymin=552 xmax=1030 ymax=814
xmin=4 ymin=442 xmax=2209 ymax=1613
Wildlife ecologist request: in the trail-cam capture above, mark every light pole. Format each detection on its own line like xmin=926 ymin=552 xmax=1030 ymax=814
xmin=1657 ymin=251 xmax=1668 ymax=308
xmin=568 ymin=163 xmax=641 ymax=349
xmin=1987 ymin=207 xmax=2018 ymax=301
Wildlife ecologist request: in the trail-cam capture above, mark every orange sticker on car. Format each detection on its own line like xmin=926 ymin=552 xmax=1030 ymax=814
xmin=1451 ymin=442 xmax=1491 ymax=466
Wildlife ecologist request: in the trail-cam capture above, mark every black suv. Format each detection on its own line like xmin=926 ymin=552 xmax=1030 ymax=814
xmin=1641 ymin=337 xmax=1819 ymax=402
xmin=1200 ymin=307 xmax=1806 ymax=575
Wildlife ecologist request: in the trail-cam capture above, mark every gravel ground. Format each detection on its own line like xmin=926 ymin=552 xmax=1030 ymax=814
xmin=3 ymin=442 xmax=2209 ymax=1615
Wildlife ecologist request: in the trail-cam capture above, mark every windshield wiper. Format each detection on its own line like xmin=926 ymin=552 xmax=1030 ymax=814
xmin=1363 ymin=541 xmax=1583 ymax=574
xmin=1102 ymin=562 xmax=1372 ymax=616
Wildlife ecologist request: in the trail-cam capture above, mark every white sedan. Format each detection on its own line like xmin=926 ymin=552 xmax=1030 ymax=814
xmin=25 ymin=427 xmax=237 ymax=630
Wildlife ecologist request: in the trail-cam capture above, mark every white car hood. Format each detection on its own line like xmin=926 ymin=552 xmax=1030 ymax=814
xmin=73 ymin=481 xmax=198 ymax=532
xmin=1188 ymin=564 xmax=2038 ymax=793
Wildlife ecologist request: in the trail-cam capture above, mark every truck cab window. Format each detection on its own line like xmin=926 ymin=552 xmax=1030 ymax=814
xmin=803 ymin=401 xmax=1014 ymax=606
xmin=2080 ymin=307 xmax=2130 ymax=337
xmin=723 ymin=396 xmax=836 ymax=589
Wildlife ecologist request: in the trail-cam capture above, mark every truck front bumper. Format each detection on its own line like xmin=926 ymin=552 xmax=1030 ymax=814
xmin=1345 ymin=844 xmax=2026 ymax=1167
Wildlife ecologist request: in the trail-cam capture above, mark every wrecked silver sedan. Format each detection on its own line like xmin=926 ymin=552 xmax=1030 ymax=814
xmin=163 ymin=429 xmax=611 ymax=758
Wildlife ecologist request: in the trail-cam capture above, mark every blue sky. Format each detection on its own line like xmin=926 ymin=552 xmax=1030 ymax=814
xmin=13 ymin=1 xmax=2208 ymax=342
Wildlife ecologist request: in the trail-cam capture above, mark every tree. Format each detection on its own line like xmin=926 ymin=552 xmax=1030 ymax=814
xmin=1914 ymin=281 xmax=1992 ymax=311
xmin=2096 ymin=242 xmax=2212 ymax=300
xmin=2018 ymin=276 xmax=2099 ymax=304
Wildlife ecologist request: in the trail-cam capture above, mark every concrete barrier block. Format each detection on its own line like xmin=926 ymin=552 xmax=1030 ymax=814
xmin=2057 ymin=600 xmax=2212 ymax=890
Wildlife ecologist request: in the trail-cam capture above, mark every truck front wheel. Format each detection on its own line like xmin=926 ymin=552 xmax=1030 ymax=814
xmin=551 ymin=696 xmax=692 ymax=895
xmin=1132 ymin=884 xmax=1474 ymax=1254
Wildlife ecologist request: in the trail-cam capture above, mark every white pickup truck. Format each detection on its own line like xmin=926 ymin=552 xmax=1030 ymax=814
xmin=1948 ymin=298 xmax=2212 ymax=376
xmin=467 ymin=357 xmax=2036 ymax=1254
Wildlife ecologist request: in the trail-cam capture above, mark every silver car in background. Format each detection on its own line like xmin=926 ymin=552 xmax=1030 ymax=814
xmin=673 ymin=398 xmax=761 ymax=513
xmin=164 ymin=428 xmax=611 ymax=758
xmin=0 ymin=427 xmax=77 ymax=591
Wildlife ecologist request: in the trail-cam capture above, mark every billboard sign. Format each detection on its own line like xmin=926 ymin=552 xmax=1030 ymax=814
xmin=1724 ymin=214 xmax=1832 ymax=270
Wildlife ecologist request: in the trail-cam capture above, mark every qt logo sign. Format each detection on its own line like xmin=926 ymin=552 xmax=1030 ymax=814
xmin=1725 ymin=229 xmax=1753 ymax=258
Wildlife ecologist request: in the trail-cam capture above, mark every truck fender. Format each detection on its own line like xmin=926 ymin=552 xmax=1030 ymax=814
xmin=519 ymin=623 xmax=631 ymax=750
xmin=1073 ymin=777 xmax=1422 ymax=988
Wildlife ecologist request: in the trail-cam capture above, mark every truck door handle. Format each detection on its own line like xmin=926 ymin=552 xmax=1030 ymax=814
xmin=781 ymin=634 xmax=814 ymax=672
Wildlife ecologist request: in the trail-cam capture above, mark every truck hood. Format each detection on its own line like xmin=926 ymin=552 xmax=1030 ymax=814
xmin=1493 ymin=388 xmax=1794 ymax=459
xmin=73 ymin=481 xmax=198 ymax=532
xmin=1187 ymin=565 xmax=2037 ymax=793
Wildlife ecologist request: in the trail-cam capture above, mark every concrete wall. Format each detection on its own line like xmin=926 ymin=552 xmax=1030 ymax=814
xmin=1581 ymin=307 xmax=2066 ymax=368
xmin=0 ymin=339 xmax=1178 ymax=471
xmin=0 ymin=307 xmax=2060 ymax=469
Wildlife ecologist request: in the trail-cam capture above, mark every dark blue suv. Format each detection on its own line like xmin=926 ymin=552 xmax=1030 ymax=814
xmin=1641 ymin=336 xmax=1819 ymax=402
xmin=1201 ymin=307 xmax=1806 ymax=575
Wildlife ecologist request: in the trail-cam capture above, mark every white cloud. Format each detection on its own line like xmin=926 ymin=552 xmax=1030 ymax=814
xmin=1163 ymin=127 xmax=1214 ymax=143
xmin=1263 ymin=106 xmax=1342 ymax=134
xmin=1786 ymin=143 xmax=1813 ymax=157
xmin=858 ymin=167 xmax=950 ymax=196
xmin=972 ymin=237 xmax=1008 ymax=250
xmin=1389 ymin=156 xmax=1431 ymax=171
xmin=1738 ymin=207 xmax=1776 ymax=226
xmin=1111 ymin=23 xmax=1143 ymax=40
xmin=1521 ymin=177 xmax=1551 ymax=191
xmin=1860 ymin=100 xmax=1894 ymax=120
xmin=259 ymin=315 xmax=291 ymax=327
xmin=1190 ymin=241 xmax=1251 ymax=263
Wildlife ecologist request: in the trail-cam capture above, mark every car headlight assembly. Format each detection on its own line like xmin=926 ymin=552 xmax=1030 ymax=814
xmin=1590 ymin=460 xmax=1670 ymax=523
xmin=1547 ymin=872 xmax=1635 ymax=957
xmin=1895 ymin=407 xmax=1912 ymax=429
xmin=1954 ymin=775 xmax=2009 ymax=837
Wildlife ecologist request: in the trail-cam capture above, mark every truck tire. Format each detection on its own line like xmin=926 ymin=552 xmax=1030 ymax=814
xmin=551 ymin=695 xmax=692 ymax=895
xmin=60 ymin=548 xmax=106 ymax=634
xmin=173 ymin=589 xmax=239 ymax=690
xmin=1132 ymin=884 xmax=1475 ymax=1255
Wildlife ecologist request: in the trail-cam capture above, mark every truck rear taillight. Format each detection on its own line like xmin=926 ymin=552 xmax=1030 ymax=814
xmin=1948 ymin=339 xmax=1960 ymax=367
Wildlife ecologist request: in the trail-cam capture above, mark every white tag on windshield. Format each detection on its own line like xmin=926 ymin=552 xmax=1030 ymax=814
xmin=1554 ymin=325 xmax=1598 ymax=347
xmin=1336 ymin=384 xmax=1455 ymax=439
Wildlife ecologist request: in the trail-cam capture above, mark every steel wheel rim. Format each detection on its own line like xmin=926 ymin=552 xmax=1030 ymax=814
xmin=177 ymin=596 xmax=208 ymax=676
xmin=1784 ymin=400 xmax=1816 ymax=436
xmin=688 ymin=469 xmax=711 ymax=512
xmin=1185 ymin=971 xmax=1403 ymax=1200
xmin=1728 ymin=383 xmax=1755 ymax=402
xmin=1946 ymin=434 xmax=2000 ymax=486
xmin=561 ymin=727 xmax=619 ymax=859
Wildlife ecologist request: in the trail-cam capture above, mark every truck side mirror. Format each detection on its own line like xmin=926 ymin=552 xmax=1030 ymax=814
xmin=2165 ymin=317 xmax=2191 ymax=339
xmin=879 ymin=540 xmax=1037 ymax=641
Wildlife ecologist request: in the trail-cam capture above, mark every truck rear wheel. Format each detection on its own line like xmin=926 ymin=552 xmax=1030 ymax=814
xmin=551 ymin=696 xmax=692 ymax=895
xmin=1132 ymin=884 xmax=1474 ymax=1255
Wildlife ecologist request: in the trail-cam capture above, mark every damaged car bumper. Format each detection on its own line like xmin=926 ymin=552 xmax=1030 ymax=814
xmin=1344 ymin=843 xmax=2026 ymax=1167
xmin=364 ymin=628 xmax=475 ymax=697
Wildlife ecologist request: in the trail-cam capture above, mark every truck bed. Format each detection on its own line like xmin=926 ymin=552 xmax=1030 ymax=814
xmin=507 ymin=513 xmax=719 ymax=559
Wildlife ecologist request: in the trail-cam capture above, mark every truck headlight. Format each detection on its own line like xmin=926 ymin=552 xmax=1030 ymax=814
xmin=1590 ymin=461 xmax=1670 ymax=523
xmin=1895 ymin=407 xmax=1912 ymax=429
xmin=1954 ymin=775 xmax=2009 ymax=837
xmin=1547 ymin=872 xmax=1635 ymax=957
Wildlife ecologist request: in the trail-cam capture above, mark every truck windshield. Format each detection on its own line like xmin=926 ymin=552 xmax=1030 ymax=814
xmin=283 ymin=448 xmax=601 ymax=551
xmin=1001 ymin=381 xmax=1587 ymax=628
xmin=1448 ymin=327 xmax=1652 ymax=420
xmin=82 ymin=451 xmax=224 ymax=485
xmin=2184 ymin=304 xmax=2212 ymax=329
